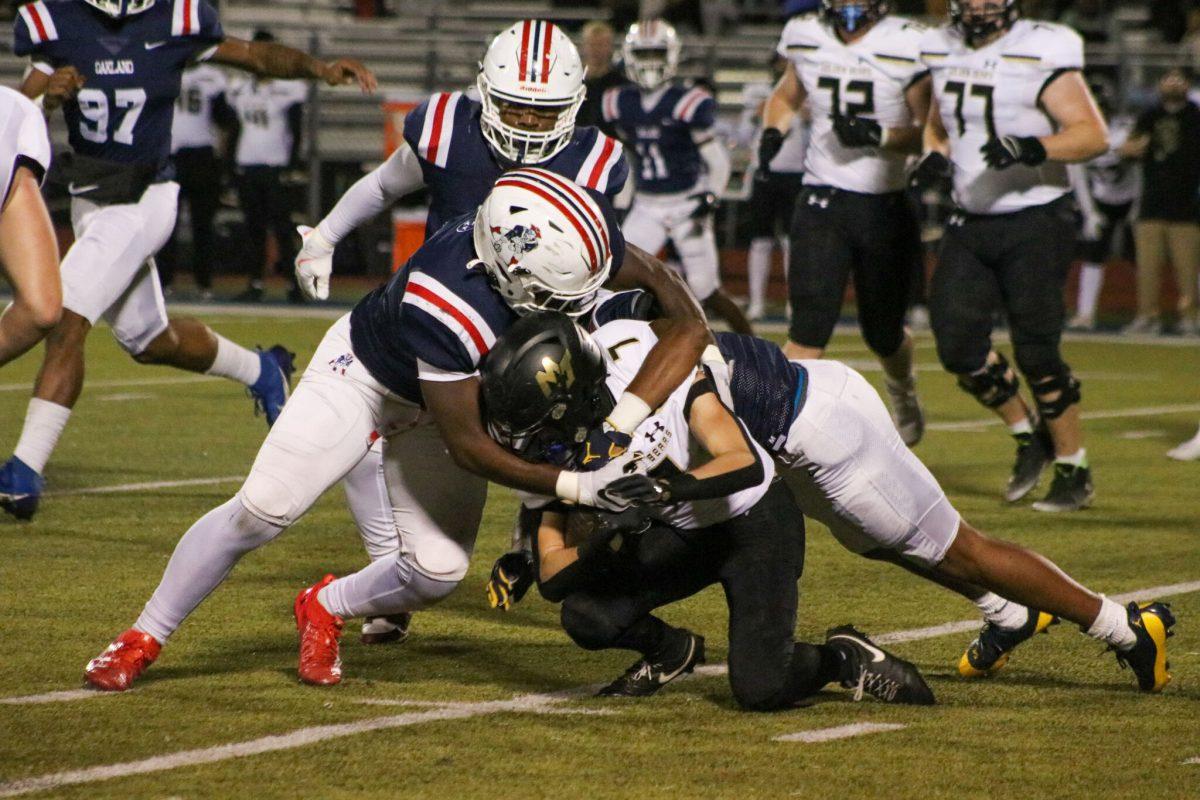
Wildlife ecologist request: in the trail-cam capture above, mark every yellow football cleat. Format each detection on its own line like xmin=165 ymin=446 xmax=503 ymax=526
xmin=959 ymin=610 xmax=1056 ymax=678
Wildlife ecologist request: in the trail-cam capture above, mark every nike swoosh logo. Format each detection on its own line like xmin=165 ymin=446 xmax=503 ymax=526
xmin=68 ymin=182 xmax=99 ymax=195
xmin=144 ymin=41 xmax=166 ymax=49
xmin=829 ymin=633 xmax=887 ymax=663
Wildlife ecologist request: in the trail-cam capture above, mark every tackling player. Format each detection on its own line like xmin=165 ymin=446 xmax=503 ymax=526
xmin=915 ymin=0 xmax=1108 ymax=511
xmin=762 ymin=0 xmax=929 ymax=446
xmin=0 ymin=0 xmax=376 ymax=521
xmin=0 ymin=85 xmax=59 ymax=370
xmin=83 ymin=170 xmax=709 ymax=691
xmin=600 ymin=19 xmax=753 ymax=335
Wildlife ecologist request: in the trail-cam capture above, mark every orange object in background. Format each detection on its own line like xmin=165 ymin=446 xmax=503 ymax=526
xmin=391 ymin=208 xmax=428 ymax=272
xmin=382 ymin=94 xmax=422 ymax=158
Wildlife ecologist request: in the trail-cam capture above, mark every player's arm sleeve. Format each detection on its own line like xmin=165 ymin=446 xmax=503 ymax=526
xmin=586 ymin=187 xmax=627 ymax=281
xmin=587 ymin=289 xmax=661 ymax=329
xmin=16 ymin=97 xmax=52 ymax=184
xmin=13 ymin=7 xmax=54 ymax=74
xmin=314 ymin=144 xmax=425 ymax=244
xmin=696 ymin=136 xmax=731 ymax=196
xmin=188 ymin=0 xmax=226 ymax=63
xmin=602 ymin=142 xmax=629 ymax=199
xmin=676 ymin=90 xmax=718 ymax=133
xmin=399 ymin=301 xmax=481 ymax=380
xmin=1038 ymin=27 xmax=1085 ymax=101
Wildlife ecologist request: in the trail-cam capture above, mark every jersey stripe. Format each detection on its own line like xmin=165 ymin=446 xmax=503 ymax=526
xmin=518 ymin=19 xmax=532 ymax=82
xmin=418 ymin=92 xmax=460 ymax=168
xmin=172 ymin=0 xmax=198 ymax=36
xmin=601 ymin=87 xmax=620 ymax=122
xmin=403 ymin=273 xmax=495 ymax=360
xmin=578 ymin=134 xmax=619 ymax=190
xmin=20 ymin=3 xmax=53 ymax=44
xmin=673 ymin=88 xmax=708 ymax=122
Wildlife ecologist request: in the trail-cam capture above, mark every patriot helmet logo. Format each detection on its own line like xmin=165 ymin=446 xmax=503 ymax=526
xmin=491 ymin=223 xmax=542 ymax=267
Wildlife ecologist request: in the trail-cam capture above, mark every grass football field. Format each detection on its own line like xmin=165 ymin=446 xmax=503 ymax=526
xmin=1 ymin=309 xmax=1197 ymax=800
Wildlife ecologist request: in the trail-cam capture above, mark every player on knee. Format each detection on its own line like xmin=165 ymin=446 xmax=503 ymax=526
xmin=600 ymin=19 xmax=752 ymax=335
xmin=915 ymin=0 xmax=1108 ymax=510
xmin=482 ymin=313 xmax=935 ymax=708
xmin=0 ymin=86 xmax=59 ymax=372
xmin=762 ymin=0 xmax=929 ymax=446
xmin=0 ymin=0 xmax=375 ymax=521
xmin=83 ymin=172 xmax=708 ymax=691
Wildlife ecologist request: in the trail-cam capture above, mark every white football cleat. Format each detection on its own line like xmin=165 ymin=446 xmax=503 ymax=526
xmin=885 ymin=376 xmax=925 ymax=447
xmin=1167 ymin=428 xmax=1200 ymax=461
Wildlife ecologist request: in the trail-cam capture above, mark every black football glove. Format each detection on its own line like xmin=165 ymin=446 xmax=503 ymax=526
xmin=688 ymin=191 xmax=719 ymax=220
xmin=758 ymin=128 xmax=785 ymax=175
xmin=486 ymin=550 xmax=535 ymax=611
xmin=579 ymin=425 xmax=633 ymax=472
xmin=981 ymin=136 xmax=1047 ymax=170
xmin=597 ymin=474 xmax=670 ymax=507
xmin=909 ymin=151 xmax=953 ymax=191
xmin=832 ymin=113 xmax=884 ymax=148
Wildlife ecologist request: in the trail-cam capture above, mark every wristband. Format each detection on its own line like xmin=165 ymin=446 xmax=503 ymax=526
xmin=606 ymin=392 xmax=652 ymax=435
xmin=555 ymin=470 xmax=580 ymax=504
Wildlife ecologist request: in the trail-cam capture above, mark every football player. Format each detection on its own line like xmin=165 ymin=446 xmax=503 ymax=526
xmin=762 ymin=0 xmax=929 ymax=447
xmin=82 ymin=170 xmax=709 ymax=691
xmin=0 ymin=0 xmax=375 ymax=521
xmin=0 ymin=85 xmax=59 ymax=370
xmin=600 ymin=19 xmax=753 ymax=335
xmin=915 ymin=0 xmax=1108 ymax=511
xmin=482 ymin=313 xmax=935 ymax=708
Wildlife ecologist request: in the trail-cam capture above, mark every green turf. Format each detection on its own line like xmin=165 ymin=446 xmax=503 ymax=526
xmin=1 ymin=315 xmax=1197 ymax=799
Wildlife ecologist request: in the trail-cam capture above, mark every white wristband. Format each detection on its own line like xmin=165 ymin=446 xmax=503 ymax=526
xmin=701 ymin=344 xmax=724 ymax=366
xmin=606 ymin=392 xmax=652 ymax=435
xmin=878 ymin=127 xmax=892 ymax=149
xmin=555 ymin=470 xmax=580 ymax=504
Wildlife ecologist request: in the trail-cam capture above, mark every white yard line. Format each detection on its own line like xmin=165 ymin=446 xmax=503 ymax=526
xmin=773 ymin=722 xmax=907 ymax=743
xmin=47 ymin=477 xmax=245 ymax=497
xmin=0 ymin=376 xmax=219 ymax=394
xmin=928 ymin=403 xmax=1200 ymax=433
xmin=1184 ymin=757 xmax=1199 ymax=765
xmin=0 ymin=689 xmax=113 ymax=706
xmin=1 ymin=577 xmax=1196 ymax=796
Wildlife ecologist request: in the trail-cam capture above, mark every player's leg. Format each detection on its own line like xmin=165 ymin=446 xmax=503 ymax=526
xmin=929 ymin=216 xmax=1051 ymax=502
xmin=299 ymin=420 xmax=489 ymax=685
xmin=744 ymin=173 xmax=779 ymax=321
xmin=84 ymin=316 xmax=400 ymax=690
xmin=665 ymin=200 xmax=752 ymax=334
xmin=189 ymin=147 xmax=221 ymax=295
xmin=1069 ymin=201 xmax=1123 ymax=330
xmin=620 ymin=196 xmax=670 ymax=260
xmin=0 ymin=167 xmax=61 ymax=368
xmin=997 ymin=199 xmax=1091 ymax=512
xmin=236 ymin=167 xmax=268 ymax=301
xmin=1165 ymin=220 xmax=1200 ymax=334
xmin=1126 ymin=219 xmax=1166 ymax=334
xmin=784 ymin=187 xmax=854 ymax=360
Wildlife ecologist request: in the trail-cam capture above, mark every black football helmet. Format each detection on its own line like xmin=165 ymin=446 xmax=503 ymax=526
xmin=950 ymin=0 xmax=1018 ymax=46
xmin=820 ymin=0 xmax=889 ymax=34
xmin=481 ymin=311 xmax=611 ymax=466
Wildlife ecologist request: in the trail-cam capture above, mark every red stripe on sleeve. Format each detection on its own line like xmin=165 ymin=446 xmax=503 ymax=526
xmin=425 ymin=93 xmax=452 ymax=165
xmin=406 ymin=283 xmax=489 ymax=357
xmin=585 ymin=137 xmax=616 ymax=189
xmin=182 ymin=0 xmax=193 ymax=34
xmin=27 ymin=5 xmax=49 ymax=41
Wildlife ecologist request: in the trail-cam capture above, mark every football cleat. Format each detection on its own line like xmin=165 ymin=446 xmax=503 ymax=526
xmin=249 ymin=345 xmax=296 ymax=428
xmin=1115 ymin=602 xmax=1175 ymax=693
xmin=884 ymin=376 xmax=925 ymax=447
xmin=360 ymin=613 xmax=412 ymax=645
xmin=1031 ymin=463 xmax=1094 ymax=513
xmin=596 ymin=630 xmax=705 ymax=697
xmin=1005 ymin=422 xmax=1054 ymax=502
xmin=958 ymin=610 xmax=1056 ymax=678
xmin=84 ymin=629 xmax=162 ymax=692
xmin=826 ymin=624 xmax=935 ymax=705
xmin=0 ymin=455 xmax=43 ymax=521
xmin=295 ymin=574 xmax=344 ymax=686
xmin=1166 ymin=429 xmax=1200 ymax=461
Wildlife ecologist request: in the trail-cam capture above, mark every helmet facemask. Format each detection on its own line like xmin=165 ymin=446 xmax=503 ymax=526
xmin=82 ymin=0 xmax=155 ymax=18
xmin=821 ymin=0 xmax=889 ymax=34
xmin=950 ymin=0 xmax=1018 ymax=46
xmin=623 ymin=20 xmax=681 ymax=90
xmin=477 ymin=74 xmax=585 ymax=164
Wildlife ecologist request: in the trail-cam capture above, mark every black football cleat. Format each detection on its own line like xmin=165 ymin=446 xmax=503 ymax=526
xmin=360 ymin=613 xmax=412 ymax=645
xmin=1005 ymin=422 xmax=1054 ymax=502
xmin=596 ymin=630 xmax=705 ymax=697
xmin=1115 ymin=602 xmax=1175 ymax=693
xmin=826 ymin=625 xmax=935 ymax=705
xmin=1032 ymin=463 xmax=1094 ymax=512
xmin=959 ymin=610 xmax=1057 ymax=678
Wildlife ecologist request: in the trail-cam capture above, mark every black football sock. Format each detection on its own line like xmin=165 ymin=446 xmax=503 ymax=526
xmin=614 ymin=615 xmax=670 ymax=658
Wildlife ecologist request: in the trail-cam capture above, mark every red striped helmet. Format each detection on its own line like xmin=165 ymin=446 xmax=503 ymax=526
xmin=623 ymin=19 xmax=680 ymax=90
xmin=472 ymin=168 xmax=612 ymax=317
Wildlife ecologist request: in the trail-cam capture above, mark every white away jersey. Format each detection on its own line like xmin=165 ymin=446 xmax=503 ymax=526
xmin=172 ymin=63 xmax=227 ymax=152
xmin=740 ymin=81 xmax=809 ymax=174
xmin=0 ymin=86 xmax=51 ymax=207
xmin=778 ymin=14 xmax=927 ymax=193
xmin=921 ymin=20 xmax=1083 ymax=214
xmin=228 ymin=77 xmax=307 ymax=167
xmin=592 ymin=320 xmax=774 ymax=530
xmin=1086 ymin=114 xmax=1138 ymax=205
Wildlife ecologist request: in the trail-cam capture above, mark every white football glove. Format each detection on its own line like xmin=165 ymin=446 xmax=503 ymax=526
xmin=556 ymin=453 xmax=641 ymax=513
xmin=295 ymin=225 xmax=334 ymax=301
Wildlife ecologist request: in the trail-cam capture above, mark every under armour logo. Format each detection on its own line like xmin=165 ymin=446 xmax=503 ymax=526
xmin=644 ymin=420 xmax=666 ymax=443
xmin=807 ymin=194 xmax=830 ymax=209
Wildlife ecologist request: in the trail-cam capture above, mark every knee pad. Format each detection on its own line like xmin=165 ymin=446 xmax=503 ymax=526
xmin=398 ymin=555 xmax=460 ymax=609
xmin=1028 ymin=368 xmax=1081 ymax=421
xmin=560 ymin=596 xmax=622 ymax=651
xmin=239 ymin=471 xmax=308 ymax=527
xmin=955 ymin=353 xmax=1021 ymax=409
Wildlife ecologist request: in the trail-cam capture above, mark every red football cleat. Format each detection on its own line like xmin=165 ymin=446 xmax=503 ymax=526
xmin=84 ymin=629 xmax=162 ymax=692
xmin=295 ymin=574 xmax=344 ymax=686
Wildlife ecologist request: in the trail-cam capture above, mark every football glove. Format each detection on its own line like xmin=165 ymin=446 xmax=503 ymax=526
xmin=578 ymin=508 xmax=652 ymax=560
xmin=1080 ymin=210 xmax=1104 ymax=242
xmin=909 ymin=151 xmax=953 ymax=191
xmin=688 ymin=191 xmax=720 ymax=220
xmin=295 ymin=225 xmax=334 ymax=301
xmin=832 ymin=114 xmax=884 ymax=148
xmin=598 ymin=474 xmax=670 ymax=507
xmin=486 ymin=550 xmax=535 ymax=611
xmin=981 ymin=136 xmax=1047 ymax=170
xmin=579 ymin=424 xmax=633 ymax=472
xmin=758 ymin=128 xmax=785 ymax=174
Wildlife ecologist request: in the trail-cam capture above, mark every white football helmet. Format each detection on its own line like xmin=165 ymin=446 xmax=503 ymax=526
xmin=472 ymin=168 xmax=612 ymax=317
xmin=477 ymin=20 xmax=587 ymax=164
xmin=622 ymin=19 xmax=681 ymax=90
xmin=82 ymin=0 xmax=155 ymax=18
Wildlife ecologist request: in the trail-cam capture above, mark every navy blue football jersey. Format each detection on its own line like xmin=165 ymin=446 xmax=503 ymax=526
xmin=402 ymin=91 xmax=629 ymax=237
xmin=601 ymin=81 xmax=716 ymax=195
xmin=14 ymin=0 xmax=223 ymax=174
xmin=350 ymin=191 xmax=628 ymax=406
xmin=714 ymin=332 xmax=807 ymax=454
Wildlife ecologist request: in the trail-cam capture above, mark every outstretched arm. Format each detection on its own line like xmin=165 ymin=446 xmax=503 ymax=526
xmin=209 ymin=37 xmax=376 ymax=92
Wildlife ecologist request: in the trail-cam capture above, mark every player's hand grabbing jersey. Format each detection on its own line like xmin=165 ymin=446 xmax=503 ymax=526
xmin=14 ymin=0 xmax=224 ymax=175
xmin=921 ymin=19 xmax=1083 ymax=214
xmin=403 ymin=91 xmax=627 ymax=236
xmin=601 ymin=81 xmax=716 ymax=194
xmin=777 ymin=13 xmax=926 ymax=193
xmin=0 ymin=85 xmax=52 ymax=205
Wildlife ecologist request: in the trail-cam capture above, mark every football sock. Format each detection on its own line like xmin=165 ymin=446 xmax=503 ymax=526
xmin=12 ymin=398 xmax=72 ymax=475
xmin=206 ymin=334 xmax=263 ymax=387
xmin=974 ymin=593 xmax=1030 ymax=630
xmin=341 ymin=441 xmax=397 ymax=562
xmin=318 ymin=554 xmax=456 ymax=619
xmin=135 ymin=495 xmax=285 ymax=644
xmin=1077 ymin=262 xmax=1104 ymax=319
xmin=786 ymin=642 xmax=844 ymax=702
xmin=1085 ymin=595 xmax=1137 ymax=652
xmin=1056 ymin=448 xmax=1087 ymax=467
xmin=1008 ymin=417 xmax=1033 ymax=438
xmin=619 ymin=617 xmax=671 ymax=658
xmin=747 ymin=237 xmax=773 ymax=312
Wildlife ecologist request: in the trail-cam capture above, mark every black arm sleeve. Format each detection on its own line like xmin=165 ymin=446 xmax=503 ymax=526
xmin=663 ymin=378 xmax=764 ymax=503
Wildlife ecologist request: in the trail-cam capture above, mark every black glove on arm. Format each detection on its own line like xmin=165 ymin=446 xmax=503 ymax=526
xmin=832 ymin=114 xmax=884 ymax=148
xmin=981 ymin=135 xmax=1047 ymax=170
xmin=909 ymin=151 xmax=953 ymax=191
xmin=758 ymin=127 xmax=784 ymax=174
